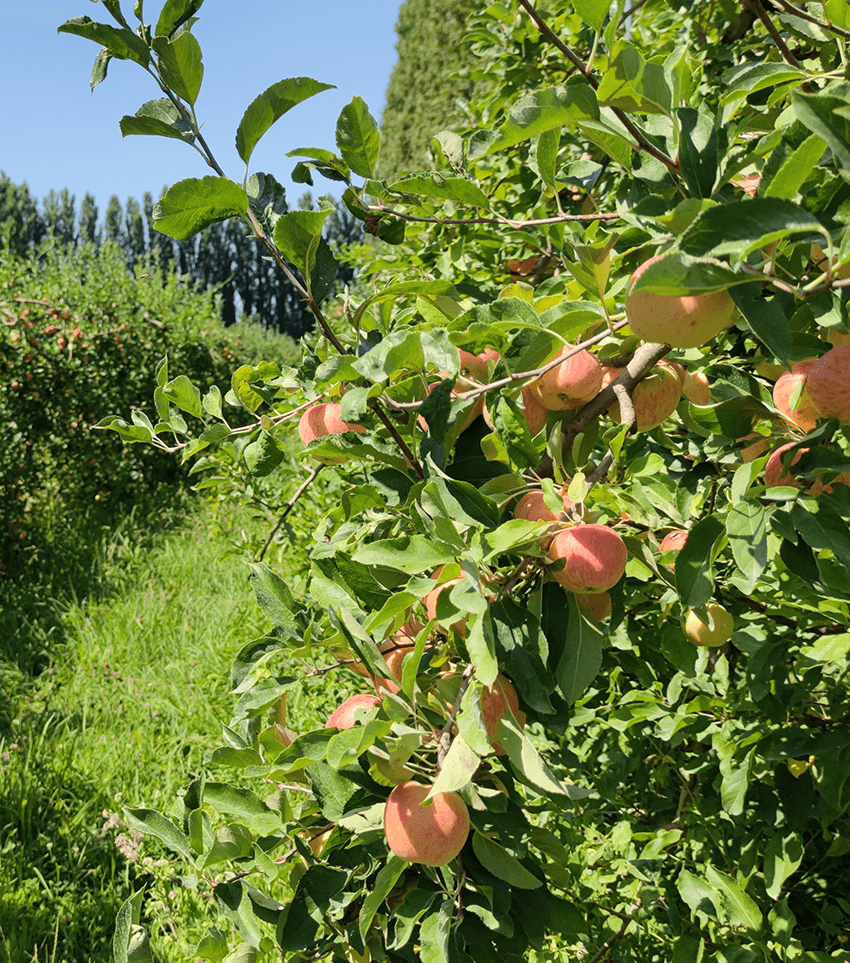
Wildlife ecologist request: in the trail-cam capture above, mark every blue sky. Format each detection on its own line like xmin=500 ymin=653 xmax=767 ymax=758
xmin=0 ymin=1 xmax=403 ymax=218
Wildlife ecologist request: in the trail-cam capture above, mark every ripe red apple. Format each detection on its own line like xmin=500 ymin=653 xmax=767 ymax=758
xmin=739 ymin=431 xmax=771 ymax=464
xmin=298 ymin=402 xmax=366 ymax=462
xmin=805 ymin=345 xmax=850 ymax=424
xmin=683 ymin=603 xmax=734 ymax=647
xmin=603 ymin=359 xmax=682 ymax=431
xmin=625 ymin=254 xmax=735 ymax=349
xmin=772 ymin=360 xmax=820 ymax=433
xmin=383 ymin=781 xmax=470 ymax=866
xmin=481 ymin=674 xmax=525 ymax=755
xmin=529 ymin=346 xmax=602 ymax=411
xmin=659 ymin=529 xmax=688 ymax=570
xmin=547 ymin=523 xmax=628 ymax=594
xmin=326 ymin=693 xmax=382 ymax=729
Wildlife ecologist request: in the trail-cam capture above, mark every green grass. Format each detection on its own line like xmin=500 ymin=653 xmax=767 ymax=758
xmin=0 ymin=498 xmax=346 ymax=963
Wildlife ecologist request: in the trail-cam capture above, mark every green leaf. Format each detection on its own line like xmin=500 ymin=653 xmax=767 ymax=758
xmin=598 ymin=42 xmax=672 ymax=115
xmin=273 ymin=209 xmax=331 ymax=276
xmin=193 ymin=928 xmax=229 ymax=962
xmin=243 ymin=432 xmax=285 ymax=477
xmin=119 ymin=97 xmax=195 ymax=143
xmin=629 ymin=252 xmax=745 ymax=296
xmin=726 ymin=501 xmax=768 ymax=587
xmin=677 ymin=869 xmax=719 ymax=919
xmin=202 ymin=784 xmax=281 ymax=835
xmin=466 ymin=608 xmax=499 ymax=687
xmin=730 ymin=286 xmax=793 ymax=362
xmin=113 ymin=889 xmax=147 ymax=963
xmin=791 ymin=499 xmax=850 ymax=571
xmin=335 ymin=96 xmax=380 ymax=178
xmin=798 ymin=632 xmax=850 ymax=664
xmin=359 ymin=856 xmax=406 ymax=942
xmin=123 ymin=808 xmax=193 ymax=860
xmin=153 ymin=177 xmax=248 ymax=241
xmin=721 ymin=63 xmax=808 ymax=104
xmin=236 ymin=78 xmax=335 ymax=165
xmin=792 ymin=89 xmax=850 ymax=181
xmin=214 ymin=881 xmax=263 ymax=948
xmin=571 ymin=0 xmax=608 ymax=31
xmin=248 ymin=562 xmax=301 ymax=635
xmin=155 ymin=0 xmax=204 ymax=37
xmin=152 ymin=32 xmax=203 ymax=105
xmin=762 ymin=133 xmax=826 ymax=200
xmin=680 ymin=198 xmax=825 ymax=261
xmin=202 ymin=824 xmax=254 ymax=869
xmin=472 ymin=833 xmax=542 ymax=889
xmin=675 ymin=514 xmax=724 ymax=608
xmin=57 ymin=17 xmax=150 ymax=65
xmin=352 ymin=535 xmax=454 ymax=574
xmin=419 ymin=899 xmax=453 ymax=963
xmin=677 ymin=107 xmax=718 ymax=199
xmin=430 ymin=736 xmax=481 ymax=796
xmin=90 ymin=47 xmax=112 ymax=92
xmin=469 ymin=82 xmax=599 ymax=161
xmin=162 ymin=374 xmax=203 ymax=417
xmin=764 ymin=833 xmax=804 ymax=900
xmin=386 ymin=173 xmax=490 ymax=208
xmin=499 ymin=718 xmax=575 ymax=796
xmin=705 ymin=865 xmax=763 ymax=931
xmin=530 ymin=128 xmax=561 ymax=194
xmin=555 ymin=592 xmax=604 ymax=704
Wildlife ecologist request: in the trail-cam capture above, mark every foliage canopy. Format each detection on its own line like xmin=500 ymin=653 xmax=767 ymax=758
xmin=53 ymin=1 xmax=850 ymax=962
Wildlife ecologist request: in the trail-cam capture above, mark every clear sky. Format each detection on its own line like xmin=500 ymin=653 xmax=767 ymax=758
xmin=0 ymin=1 xmax=403 ymax=218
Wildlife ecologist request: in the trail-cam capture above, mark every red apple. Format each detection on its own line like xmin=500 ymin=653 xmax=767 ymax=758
xmin=772 ymin=360 xmax=820 ymax=433
xmin=326 ymin=693 xmax=382 ymax=729
xmin=383 ymin=781 xmax=470 ymax=866
xmin=547 ymin=524 xmax=628 ymax=594
xmin=529 ymin=346 xmax=602 ymax=411
xmin=806 ymin=345 xmax=850 ymax=424
xmin=481 ymin=674 xmax=525 ymax=755
xmin=298 ymin=402 xmax=366 ymax=462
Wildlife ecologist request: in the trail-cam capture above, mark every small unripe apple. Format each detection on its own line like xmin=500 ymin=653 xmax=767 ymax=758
xmin=625 ymin=254 xmax=735 ymax=349
xmin=805 ymin=345 xmax=850 ymax=424
xmin=325 ymin=693 xmax=382 ymax=730
xmin=547 ymin=523 xmax=628 ymax=594
xmin=529 ymin=346 xmax=602 ymax=411
xmin=383 ymin=781 xmax=470 ymax=866
xmin=683 ymin=603 xmax=734 ymax=647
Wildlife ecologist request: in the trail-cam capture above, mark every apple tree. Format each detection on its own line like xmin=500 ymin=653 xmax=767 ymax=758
xmin=58 ymin=1 xmax=850 ymax=961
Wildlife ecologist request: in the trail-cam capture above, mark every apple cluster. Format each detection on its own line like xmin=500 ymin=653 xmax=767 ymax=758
xmin=286 ymin=248 xmax=850 ymax=869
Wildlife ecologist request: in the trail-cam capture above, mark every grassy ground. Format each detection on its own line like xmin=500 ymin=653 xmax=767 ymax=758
xmin=0 ymin=498 xmax=347 ymax=963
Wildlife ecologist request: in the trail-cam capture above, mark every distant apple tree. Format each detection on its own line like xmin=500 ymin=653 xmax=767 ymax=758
xmin=59 ymin=1 xmax=850 ymax=962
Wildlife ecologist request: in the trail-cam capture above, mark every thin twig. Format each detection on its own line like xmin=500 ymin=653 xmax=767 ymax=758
xmin=747 ymin=0 xmax=804 ymax=69
xmin=255 ymin=465 xmax=326 ymax=562
xmin=587 ymin=901 xmax=642 ymax=963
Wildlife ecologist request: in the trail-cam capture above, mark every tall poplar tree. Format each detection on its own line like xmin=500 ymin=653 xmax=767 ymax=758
xmin=379 ymin=0 xmax=482 ymax=181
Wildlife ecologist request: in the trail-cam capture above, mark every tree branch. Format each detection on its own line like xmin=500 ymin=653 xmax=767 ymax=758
xmin=255 ymin=465 xmax=326 ymax=563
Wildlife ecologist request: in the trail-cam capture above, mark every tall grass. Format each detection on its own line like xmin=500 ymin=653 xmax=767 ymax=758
xmin=0 ymin=498 xmax=344 ymax=963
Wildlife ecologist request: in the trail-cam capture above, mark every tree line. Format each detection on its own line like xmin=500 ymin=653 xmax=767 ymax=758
xmin=0 ymin=171 xmax=363 ymax=338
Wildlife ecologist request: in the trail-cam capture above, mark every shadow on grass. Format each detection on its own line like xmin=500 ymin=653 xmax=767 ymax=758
xmin=0 ymin=710 xmax=132 ymax=963
xmin=0 ymin=494 xmax=193 ymax=733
